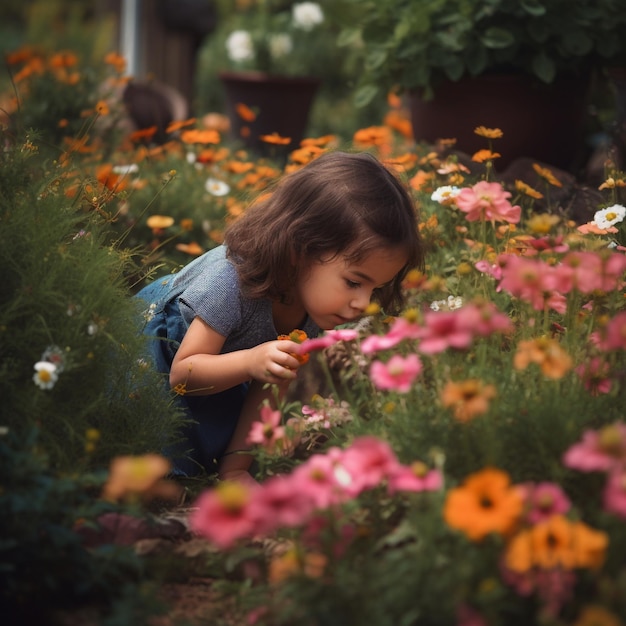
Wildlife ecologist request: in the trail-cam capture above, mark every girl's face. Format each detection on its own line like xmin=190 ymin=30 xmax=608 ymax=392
xmin=296 ymin=247 xmax=408 ymax=330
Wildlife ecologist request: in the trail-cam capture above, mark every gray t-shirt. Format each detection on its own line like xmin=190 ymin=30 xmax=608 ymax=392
xmin=167 ymin=245 xmax=319 ymax=354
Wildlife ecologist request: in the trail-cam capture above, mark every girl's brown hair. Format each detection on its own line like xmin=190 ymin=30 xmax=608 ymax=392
xmin=224 ymin=151 xmax=424 ymax=313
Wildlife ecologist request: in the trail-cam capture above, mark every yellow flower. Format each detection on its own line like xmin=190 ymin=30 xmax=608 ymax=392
xmin=525 ymin=213 xmax=560 ymax=234
xmin=471 ymin=149 xmax=501 ymax=163
xmin=515 ymin=180 xmax=544 ymax=200
xmin=102 ymin=454 xmax=173 ymax=502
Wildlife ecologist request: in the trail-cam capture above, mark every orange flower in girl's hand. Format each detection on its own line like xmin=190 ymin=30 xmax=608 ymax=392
xmin=277 ymin=329 xmax=310 ymax=365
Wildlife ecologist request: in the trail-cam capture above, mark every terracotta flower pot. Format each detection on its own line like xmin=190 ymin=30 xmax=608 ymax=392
xmin=219 ymin=71 xmax=321 ymax=157
xmin=409 ymin=73 xmax=591 ymax=170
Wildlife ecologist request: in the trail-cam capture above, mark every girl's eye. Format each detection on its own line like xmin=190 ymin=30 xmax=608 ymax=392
xmin=345 ymin=279 xmax=361 ymax=289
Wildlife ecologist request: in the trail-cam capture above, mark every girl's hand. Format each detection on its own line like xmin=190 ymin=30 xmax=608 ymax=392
xmin=248 ymin=340 xmax=304 ymax=384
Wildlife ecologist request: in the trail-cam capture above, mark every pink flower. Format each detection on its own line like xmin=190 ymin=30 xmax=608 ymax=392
xmin=562 ymin=422 xmax=626 ymax=472
xmin=456 ymin=181 xmax=521 ymax=224
xmin=360 ymin=317 xmax=421 ymax=354
xmin=298 ymin=328 xmax=359 ymax=353
xmin=518 ymin=481 xmax=571 ymax=524
xmin=416 ymin=310 xmax=475 ymax=354
xmin=387 ymin=460 xmax=443 ymax=494
xmin=340 ymin=436 xmax=399 ymax=495
xmin=247 ymin=404 xmax=286 ymax=453
xmin=575 ymin=357 xmax=612 ymax=395
xmin=603 ymin=467 xmax=626 ymax=519
xmin=290 ymin=448 xmax=352 ymax=509
xmin=369 ymin=353 xmax=422 ymax=392
xmin=603 ymin=311 xmax=626 ymax=351
xmin=475 ymin=259 xmax=502 ymax=280
xmin=251 ymin=474 xmax=315 ymax=533
xmin=190 ymin=481 xmax=260 ymax=549
xmin=497 ymin=254 xmax=566 ymax=312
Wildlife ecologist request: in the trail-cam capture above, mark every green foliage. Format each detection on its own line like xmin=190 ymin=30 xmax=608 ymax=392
xmin=0 ymin=127 xmax=186 ymax=473
xmin=336 ymin=0 xmax=626 ymax=104
xmin=0 ymin=425 xmax=155 ymax=622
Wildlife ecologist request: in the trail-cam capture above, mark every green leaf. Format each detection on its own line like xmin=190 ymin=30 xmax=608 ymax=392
xmin=531 ymin=52 xmax=556 ymax=83
xmin=480 ymin=27 xmax=515 ymax=49
xmin=365 ymin=47 xmax=389 ymax=71
xmin=354 ymin=84 xmax=380 ymax=108
xmin=337 ymin=27 xmax=362 ymax=47
xmin=520 ymin=0 xmax=547 ymax=17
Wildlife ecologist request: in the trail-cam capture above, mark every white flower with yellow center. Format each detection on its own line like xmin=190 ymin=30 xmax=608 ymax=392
xmin=205 ymin=178 xmax=230 ymax=197
xmin=33 ymin=361 xmax=58 ymax=390
xmin=431 ymin=185 xmax=461 ymax=204
xmin=594 ymin=204 xmax=626 ymax=230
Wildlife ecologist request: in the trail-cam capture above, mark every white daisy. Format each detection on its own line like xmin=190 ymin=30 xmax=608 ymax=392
xmin=269 ymin=33 xmax=293 ymax=60
xmin=205 ymin=178 xmax=230 ymax=197
xmin=33 ymin=361 xmax=58 ymax=390
xmin=594 ymin=204 xmax=626 ymax=230
xmin=431 ymin=185 xmax=461 ymax=204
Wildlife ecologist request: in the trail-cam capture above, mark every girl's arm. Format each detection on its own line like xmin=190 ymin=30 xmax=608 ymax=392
xmin=170 ymin=316 xmax=303 ymax=394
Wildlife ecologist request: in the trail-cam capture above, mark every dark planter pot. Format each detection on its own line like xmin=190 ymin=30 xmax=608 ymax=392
xmin=408 ymin=73 xmax=591 ymax=171
xmin=219 ymin=71 xmax=321 ymax=157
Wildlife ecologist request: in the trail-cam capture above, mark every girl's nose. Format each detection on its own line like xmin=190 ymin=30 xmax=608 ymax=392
xmin=351 ymin=290 xmax=371 ymax=312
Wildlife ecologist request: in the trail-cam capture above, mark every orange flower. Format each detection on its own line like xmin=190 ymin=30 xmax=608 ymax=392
xmin=353 ymin=126 xmax=392 ymax=150
xmin=515 ymin=180 xmax=544 ymax=199
xmin=440 ymin=379 xmax=497 ymax=423
xmin=102 ymin=454 xmax=175 ymax=502
xmin=269 ymin=547 xmax=327 ymax=584
xmin=48 ymin=51 xmax=78 ymax=68
xmin=383 ymin=109 xmax=413 ymax=139
xmin=176 ymin=242 xmax=204 ymax=256
xmin=95 ymin=100 xmax=110 ymax=116
xmin=180 ymin=128 xmax=221 ymax=144
xmin=277 ymin=329 xmax=310 ymax=364
xmin=472 ymin=149 xmax=501 ymax=163
xmin=128 ymin=126 xmax=158 ymax=142
xmin=443 ymin=468 xmax=523 ymax=541
xmin=166 ymin=117 xmax=196 ymax=133
xmin=573 ymin=606 xmax=623 ymax=626
xmin=577 ymin=221 xmax=618 ymax=235
xmin=504 ymin=515 xmax=608 ymax=573
xmin=532 ymin=163 xmax=563 ymax=187
xmin=474 ymin=126 xmax=503 ymax=139
xmin=95 ymin=163 xmax=127 ymax=191
xmin=235 ymin=102 xmax=257 ymax=122
xmin=513 ymin=337 xmax=573 ymax=379
xmin=146 ymin=214 xmax=175 ymax=230
xmin=300 ymin=134 xmax=336 ymax=147
xmin=260 ymin=132 xmax=292 ymax=145
xmin=104 ymin=51 xmax=127 ymax=73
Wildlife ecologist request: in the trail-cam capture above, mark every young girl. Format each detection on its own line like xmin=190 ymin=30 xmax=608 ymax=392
xmin=136 ymin=150 xmax=424 ymax=484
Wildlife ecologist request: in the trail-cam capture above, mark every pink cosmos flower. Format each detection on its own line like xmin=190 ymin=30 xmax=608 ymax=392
xmin=250 ymin=474 xmax=315 ymax=533
xmin=562 ymin=422 xmax=626 ymax=472
xmin=360 ymin=317 xmax=422 ymax=354
xmin=575 ymin=357 xmax=612 ymax=395
xmin=603 ymin=467 xmax=626 ymax=519
xmin=456 ymin=180 xmax=521 ymax=224
xmin=369 ymin=353 xmax=422 ymax=392
xmin=416 ymin=310 xmax=475 ymax=354
xmin=497 ymin=254 xmax=565 ymax=311
xmin=518 ymin=481 xmax=571 ymax=525
xmin=190 ymin=481 xmax=261 ymax=549
xmin=247 ymin=404 xmax=286 ymax=453
xmin=289 ymin=447 xmax=352 ymax=509
xmin=603 ymin=311 xmax=626 ymax=351
xmin=387 ymin=460 xmax=443 ymax=494
xmin=475 ymin=259 xmax=502 ymax=281
xmin=339 ymin=436 xmax=400 ymax=495
xmin=298 ymin=328 xmax=359 ymax=353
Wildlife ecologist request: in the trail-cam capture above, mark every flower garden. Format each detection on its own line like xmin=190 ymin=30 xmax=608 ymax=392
xmin=2 ymin=20 xmax=626 ymax=626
